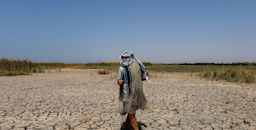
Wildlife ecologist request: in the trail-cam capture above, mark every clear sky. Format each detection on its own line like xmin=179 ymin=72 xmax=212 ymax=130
xmin=1 ymin=0 xmax=256 ymax=63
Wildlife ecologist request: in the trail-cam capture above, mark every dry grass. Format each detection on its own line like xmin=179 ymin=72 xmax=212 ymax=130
xmin=0 ymin=58 xmax=99 ymax=76
xmin=149 ymin=65 xmax=256 ymax=83
xmin=199 ymin=67 xmax=256 ymax=83
xmin=146 ymin=65 xmax=240 ymax=73
xmin=97 ymin=69 xmax=110 ymax=74
xmin=0 ymin=58 xmax=45 ymax=76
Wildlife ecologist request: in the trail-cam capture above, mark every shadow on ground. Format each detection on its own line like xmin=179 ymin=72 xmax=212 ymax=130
xmin=120 ymin=121 xmax=147 ymax=130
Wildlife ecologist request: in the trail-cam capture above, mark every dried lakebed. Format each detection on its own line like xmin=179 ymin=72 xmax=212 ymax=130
xmin=0 ymin=68 xmax=256 ymax=130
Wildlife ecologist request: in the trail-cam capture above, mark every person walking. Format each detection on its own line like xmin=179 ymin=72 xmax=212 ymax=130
xmin=117 ymin=50 xmax=150 ymax=130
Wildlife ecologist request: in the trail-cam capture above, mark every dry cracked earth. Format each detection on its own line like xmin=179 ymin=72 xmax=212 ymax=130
xmin=0 ymin=68 xmax=256 ymax=130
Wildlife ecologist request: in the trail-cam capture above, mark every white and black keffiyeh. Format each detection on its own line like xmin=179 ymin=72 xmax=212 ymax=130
xmin=119 ymin=50 xmax=150 ymax=82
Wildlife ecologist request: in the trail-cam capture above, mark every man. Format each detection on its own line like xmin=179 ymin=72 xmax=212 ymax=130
xmin=117 ymin=50 xmax=150 ymax=130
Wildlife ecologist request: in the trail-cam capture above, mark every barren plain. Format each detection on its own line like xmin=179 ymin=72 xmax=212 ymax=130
xmin=0 ymin=68 xmax=256 ymax=130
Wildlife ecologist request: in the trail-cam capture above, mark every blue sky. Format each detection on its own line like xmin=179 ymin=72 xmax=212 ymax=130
xmin=1 ymin=0 xmax=255 ymax=63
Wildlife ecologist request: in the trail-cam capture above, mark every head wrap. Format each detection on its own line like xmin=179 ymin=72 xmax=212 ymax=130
xmin=119 ymin=50 xmax=150 ymax=82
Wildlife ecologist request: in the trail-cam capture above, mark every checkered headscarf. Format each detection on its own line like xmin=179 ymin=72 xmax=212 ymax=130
xmin=119 ymin=50 xmax=150 ymax=82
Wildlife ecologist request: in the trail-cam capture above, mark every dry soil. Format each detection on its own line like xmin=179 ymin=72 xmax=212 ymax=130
xmin=0 ymin=68 xmax=256 ymax=130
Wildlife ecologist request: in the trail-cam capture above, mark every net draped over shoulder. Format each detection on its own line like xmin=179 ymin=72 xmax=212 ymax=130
xmin=118 ymin=62 xmax=148 ymax=115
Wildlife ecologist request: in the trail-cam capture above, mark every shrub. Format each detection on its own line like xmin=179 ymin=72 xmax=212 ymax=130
xmin=203 ymin=71 xmax=212 ymax=78
xmin=98 ymin=69 xmax=110 ymax=74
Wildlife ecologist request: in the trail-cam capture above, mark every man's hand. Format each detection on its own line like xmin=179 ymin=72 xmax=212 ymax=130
xmin=142 ymin=74 xmax=146 ymax=81
xmin=117 ymin=80 xmax=123 ymax=86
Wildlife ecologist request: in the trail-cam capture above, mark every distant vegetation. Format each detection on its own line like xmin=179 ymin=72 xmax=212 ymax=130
xmin=1 ymin=58 xmax=256 ymax=83
xmin=148 ymin=64 xmax=256 ymax=83
xmin=73 ymin=62 xmax=152 ymax=70
xmin=155 ymin=62 xmax=256 ymax=66
xmin=0 ymin=58 xmax=152 ymax=76
xmin=0 ymin=58 xmax=44 ymax=76
xmin=0 ymin=58 xmax=88 ymax=76
xmin=199 ymin=66 xmax=256 ymax=83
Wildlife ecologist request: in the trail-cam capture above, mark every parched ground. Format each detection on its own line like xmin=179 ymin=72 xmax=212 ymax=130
xmin=0 ymin=68 xmax=256 ymax=130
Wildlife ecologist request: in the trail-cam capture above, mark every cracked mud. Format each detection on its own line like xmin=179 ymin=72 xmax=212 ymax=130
xmin=0 ymin=68 xmax=256 ymax=130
